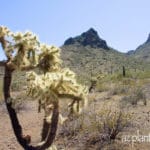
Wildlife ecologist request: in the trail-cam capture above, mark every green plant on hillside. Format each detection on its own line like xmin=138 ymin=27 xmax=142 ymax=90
xmin=0 ymin=26 xmax=88 ymax=150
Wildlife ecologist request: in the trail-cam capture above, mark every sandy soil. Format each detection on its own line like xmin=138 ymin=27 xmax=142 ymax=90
xmin=0 ymin=101 xmax=44 ymax=150
xmin=0 ymin=83 xmax=150 ymax=150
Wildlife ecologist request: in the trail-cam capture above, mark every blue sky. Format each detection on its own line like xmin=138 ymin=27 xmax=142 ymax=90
xmin=0 ymin=0 xmax=150 ymax=60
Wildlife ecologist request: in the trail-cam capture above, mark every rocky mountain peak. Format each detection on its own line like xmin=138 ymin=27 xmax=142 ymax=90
xmin=64 ymin=28 xmax=109 ymax=49
xmin=81 ymin=28 xmax=98 ymax=37
xmin=146 ymin=33 xmax=150 ymax=44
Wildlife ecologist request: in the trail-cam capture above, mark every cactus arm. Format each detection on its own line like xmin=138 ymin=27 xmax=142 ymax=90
xmin=36 ymin=101 xmax=59 ymax=150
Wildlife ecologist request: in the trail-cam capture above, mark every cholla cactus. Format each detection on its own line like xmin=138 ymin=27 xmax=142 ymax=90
xmin=0 ymin=26 xmax=11 ymax=53
xmin=38 ymin=44 xmax=62 ymax=72
xmin=26 ymin=48 xmax=88 ymax=124
xmin=0 ymin=26 xmax=88 ymax=150
xmin=0 ymin=26 xmax=11 ymax=37
xmin=11 ymin=31 xmax=39 ymax=69
xmin=26 ymin=68 xmax=88 ymax=116
xmin=0 ymin=26 xmax=39 ymax=69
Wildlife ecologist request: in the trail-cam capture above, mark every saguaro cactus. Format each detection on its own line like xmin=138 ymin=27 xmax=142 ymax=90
xmin=0 ymin=26 xmax=88 ymax=150
xmin=122 ymin=66 xmax=126 ymax=77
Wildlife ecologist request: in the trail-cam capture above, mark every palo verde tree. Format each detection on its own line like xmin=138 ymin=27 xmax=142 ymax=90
xmin=0 ymin=26 xmax=88 ymax=150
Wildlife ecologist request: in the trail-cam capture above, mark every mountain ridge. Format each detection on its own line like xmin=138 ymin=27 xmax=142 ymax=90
xmin=61 ymin=28 xmax=149 ymax=81
xmin=128 ymin=33 xmax=150 ymax=62
xmin=64 ymin=28 xmax=110 ymax=50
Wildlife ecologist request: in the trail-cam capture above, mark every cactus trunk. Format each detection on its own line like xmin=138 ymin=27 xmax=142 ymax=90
xmin=3 ymin=63 xmax=59 ymax=150
xmin=3 ymin=63 xmax=36 ymax=150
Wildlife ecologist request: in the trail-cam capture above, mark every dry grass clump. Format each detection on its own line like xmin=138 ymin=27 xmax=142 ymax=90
xmin=89 ymin=105 xmax=131 ymax=140
xmin=109 ymin=85 xmax=130 ymax=96
xmin=121 ymin=87 xmax=147 ymax=106
xmin=108 ymin=78 xmax=137 ymax=96
xmin=83 ymin=103 xmax=132 ymax=149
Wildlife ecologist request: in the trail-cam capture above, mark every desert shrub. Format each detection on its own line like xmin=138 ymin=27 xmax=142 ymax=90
xmin=59 ymin=101 xmax=132 ymax=150
xmin=132 ymin=87 xmax=145 ymax=105
xmin=96 ymin=73 xmax=136 ymax=93
xmin=121 ymin=87 xmax=146 ymax=106
xmin=82 ymin=104 xmax=131 ymax=150
xmin=107 ymin=72 xmax=132 ymax=82
xmin=96 ymin=107 xmax=131 ymax=140
xmin=59 ymin=114 xmax=85 ymax=138
xmin=85 ymin=103 xmax=131 ymax=140
xmin=131 ymin=70 xmax=150 ymax=79
xmin=140 ymin=70 xmax=150 ymax=79
xmin=121 ymin=78 xmax=136 ymax=86
xmin=109 ymin=85 xmax=130 ymax=96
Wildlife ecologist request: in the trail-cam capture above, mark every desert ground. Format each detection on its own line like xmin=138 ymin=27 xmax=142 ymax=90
xmin=0 ymin=73 xmax=150 ymax=150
